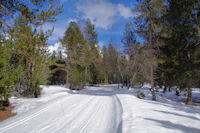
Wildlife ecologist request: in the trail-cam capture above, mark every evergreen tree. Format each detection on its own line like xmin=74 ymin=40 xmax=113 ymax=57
xmin=157 ymin=0 xmax=200 ymax=105
xmin=134 ymin=0 xmax=166 ymax=100
xmin=0 ymin=0 xmax=62 ymax=31
xmin=0 ymin=0 xmax=62 ymax=100
xmin=122 ymin=22 xmax=137 ymax=59
xmin=0 ymin=33 xmax=22 ymax=107
xmin=10 ymin=15 xmax=50 ymax=97
xmin=102 ymin=43 xmax=118 ymax=84
xmin=48 ymin=51 xmax=67 ymax=85
xmin=83 ymin=18 xmax=102 ymax=84
xmin=61 ymin=21 xmax=87 ymax=89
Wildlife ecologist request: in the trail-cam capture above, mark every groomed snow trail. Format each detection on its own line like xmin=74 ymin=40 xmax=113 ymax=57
xmin=0 ymin=86 xmax=123 ymax=133
xmin=0 ymin=85 xmax=200 ymax=133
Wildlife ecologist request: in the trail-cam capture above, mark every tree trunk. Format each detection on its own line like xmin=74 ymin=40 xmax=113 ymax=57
xmin=149 ymin=26 xmax=156 ymax=101
xmin=85 ymin=66 xmax=87 ymax=84
xmin=147 ymin=2 xmax=156 ymax=101
xmin=163 ymin=85 xmax=167 ymax=93
xmin=168 ymin=86 xmax=171 ymax=92
xmin=149 ymin=34 xmax=156 ymax=100
xmin=32 ymin=42 xmax=37 ymax=97
xmin=175 ymin=87 xmax=180 ymax=96
xmin=186 ymin=87 xmax=192 ymax=105
xmin=151 ymin=64 xmax=156 ymax=100
xmin=66 ymin=70 xmax=69 ymax=87
xmin=137 ymin=88 xmax=140 ymax=98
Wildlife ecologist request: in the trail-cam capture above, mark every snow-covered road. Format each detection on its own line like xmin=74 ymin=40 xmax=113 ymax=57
xmin=0 ymin=85 xmax=200 ymax=133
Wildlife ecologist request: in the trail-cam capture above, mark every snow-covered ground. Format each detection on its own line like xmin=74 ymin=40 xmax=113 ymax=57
xmin=0 ymin=85 xmax=200 ymax=133
xmin=9 ymin=86 xmax=72 ymax=114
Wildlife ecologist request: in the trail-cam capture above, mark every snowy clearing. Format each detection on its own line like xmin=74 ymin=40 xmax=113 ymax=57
xmin=0 ymin=85 xmax=200 ymax=133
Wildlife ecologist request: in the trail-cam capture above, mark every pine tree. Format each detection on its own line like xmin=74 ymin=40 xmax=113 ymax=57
xmin=49 ymin=51 xmax=68 ymax=85
xmin=10 ymin=14 xmax=50 ymax=97
xmin=0 ymin=0 xmax=62 ymax=99
xmin=0 ymin=0 xmax=62 ymax=31
xmin=61 ymin=21 xmax=87 ymax=89
xmin=83 ymin=18 xmax=102 ymax=84
xmin=0 ymin=33 xmax=23 ymax=107
xmin=157 ymin=0 xmax=200 ymax=105
xmin=122 ymin=22 xmax=137 ymax=59
xmin=134 ymin=0 xmax=166 ymax=100
xmin=102 ymin=43 xmax=119 ymax=84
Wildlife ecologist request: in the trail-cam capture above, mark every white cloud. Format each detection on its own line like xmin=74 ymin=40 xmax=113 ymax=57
xmin=67 ymin=18 xmax=78 ymax=24
xmin=117 ymin=4 xmax=133 ymax=19
xmin=77 ymin=1 xmax=133 ymax=30
xmin=48 ymin=42 xmax=67 ymax=57
xmin=77 ymin=1 xmax=116 ymax=30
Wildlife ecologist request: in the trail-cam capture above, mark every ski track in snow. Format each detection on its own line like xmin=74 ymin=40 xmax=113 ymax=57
xmin=0 ymin=85 xmax=200 ymax=133
xmin=0 ymin=86 xmax=123 ymax=133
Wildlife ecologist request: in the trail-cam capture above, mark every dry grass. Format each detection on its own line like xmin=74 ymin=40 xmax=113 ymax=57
xmin=0 ymin=104 xmax=16 ymax=122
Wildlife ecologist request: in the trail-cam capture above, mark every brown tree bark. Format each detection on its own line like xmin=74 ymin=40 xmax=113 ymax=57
xmin=149 ymin=25 xmax=156 ymax=101
xmin=186 ymin=87 xmax=192 ymax=105
xmin=66 ymin=70 xmax=69 ymax=87
xmin=150 ymin=64 xmax=156 ymax=100
xmin=147 ymin=2 xmax=156 ymax=101
xmin=85 ymin=66 xmax=87 ymax=84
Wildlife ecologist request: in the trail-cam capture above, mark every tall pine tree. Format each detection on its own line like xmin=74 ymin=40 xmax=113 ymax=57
xmin=61 ymin=21 xmax=87 ymax=89
xmin=83 ymin=19 xmax=102 ymax=84
xmin=157 ymin=0 xmax=200 ymax=105
xmin=134 ymin=0 xmax=166 ymax=100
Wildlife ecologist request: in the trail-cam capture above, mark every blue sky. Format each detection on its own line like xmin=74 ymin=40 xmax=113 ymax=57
xmin=46 ymin=0 xmax=136 ymax=49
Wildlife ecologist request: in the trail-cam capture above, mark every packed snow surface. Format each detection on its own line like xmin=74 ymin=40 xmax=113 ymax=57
xmin=0 ymin=85 xmax=200 ymax=133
